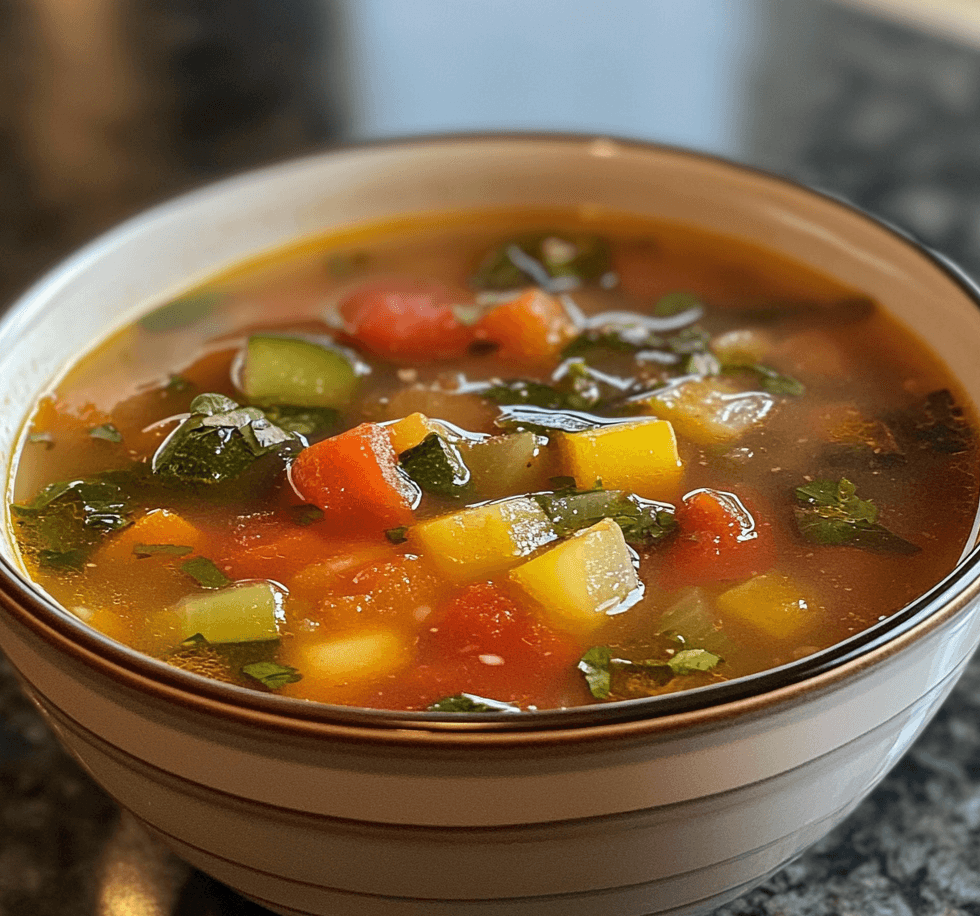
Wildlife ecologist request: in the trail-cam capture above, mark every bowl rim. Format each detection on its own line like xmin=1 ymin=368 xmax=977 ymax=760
xmin=3 ymin=131 xmax=980 ymax=744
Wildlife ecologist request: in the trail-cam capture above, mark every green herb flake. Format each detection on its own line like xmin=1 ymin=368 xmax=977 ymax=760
xmin=398 ymin=433 xmax=471 ymax=498
xmin=578 ymin=646 xmax=613 ymax=699
xmin=426 ymin=693 xmax=521 ymax=713
xmin=139 ymin=291 xmax=221 ymax=333
xmin=133 ymin=543 xmax=193 ymax=559
xmin=89 ymin=423 xmax=123 ymax=443
xmin=668 ymin=648 xmax=722 ymax=675
xmin=242 ymin=661 xmax=302 ymax=690
xmin=180 ymin=556 xmax=231 ymax=589
xmin=793 ymin=477 xmax=920 ymax=554
xmin=385 ymin=526 xmax=409 ymax=544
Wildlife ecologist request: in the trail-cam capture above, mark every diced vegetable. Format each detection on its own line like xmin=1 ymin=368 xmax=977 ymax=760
xmin=410 ymin=497 xmax=556 ymax=581
xmin=398 ymin=433 xmax=471 ymax=498
xmin=175 ymin=580 xmax=283 ymax=644
xmin=559 ymin=418 xmax=683 ymax=500
xmin=509 ymin=518 xmax=641 ymax=635
xmin=474 ymin=289 xmax=578 ymax=362
xmin=239 ymin=334 xmax=362 ymax=409
xmin=460 ymin=432 xmax=548 ymax=500
xmin=288 ymin=628 xmax=412 ymax=688
xmin=634 ymin=377 xmax=774 ymax=446
xmin=716 ymin=572 xmax=817 ymax=639
xmin=659 ymin=488 xmax=774 ymax=590
xmin=290 ymin=423 xmax=418 ymax=530
xmin=338 ymin=278 xmax=475 ymax=360
xmin=386 ymin=412 xmax=455 ymax=454
xmin=98 ymin=509 xmax=203 ymax=565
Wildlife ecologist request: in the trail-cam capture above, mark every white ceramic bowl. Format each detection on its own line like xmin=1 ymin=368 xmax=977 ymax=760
xmin=2 ymin=137 xmax=980 ymax=916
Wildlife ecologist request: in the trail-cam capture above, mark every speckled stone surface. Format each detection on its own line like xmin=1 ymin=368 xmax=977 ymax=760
xmin=3 ymin=1 xmax=980 ymax=913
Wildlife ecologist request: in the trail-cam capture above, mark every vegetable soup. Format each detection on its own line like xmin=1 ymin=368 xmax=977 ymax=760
xmin=7 ymin=210 xmax=979 ymax=711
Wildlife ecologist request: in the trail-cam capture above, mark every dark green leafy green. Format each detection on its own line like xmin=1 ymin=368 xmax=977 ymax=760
xmin=471 ymin=232 xmax=612 ymax=291
xmin=577 ymin=646 xmax=613 ymax=699
xmin=152 ymin=393 xmax=299 ymax=487
xmin=133 ymin=543 xmax=193 ymax=558
xmin=138 ymin=291 xmax=221 ymax=333
xmin=89 ymin=423 xmax=123 ymax=443
xmin=533 ymin=486 xmax=677 ymax=547
xmin=398 ymin=433 xmax=471 ymax=498
xmin=578 ymin=643 xmax=722 ymax=700
xmin=259 ymin=404 xmax=338 ymax=439
xmin=427 ymin=694 xmax=522 ymax=713
xmin=668 ymin=648 xmax=722 ymax=675
xmin=180 ymin=556 xmax=231 ymax=589
xmin=385 ymin=526 xmax=409 ymax=544
xmin=242 ymin=661 xmax=302 ymax=690
xmin=793 ymin=478 xmax=920 ymax=553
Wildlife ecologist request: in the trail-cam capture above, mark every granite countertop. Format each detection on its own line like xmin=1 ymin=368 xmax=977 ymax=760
xmin=3 ymin=1 xmax=980 ymax=913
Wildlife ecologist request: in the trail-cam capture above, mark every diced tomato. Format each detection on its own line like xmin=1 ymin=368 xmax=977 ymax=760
xmin=289 ymin=423 xmax=416 ymax=533
xmin=473 ymin=288 xmax=578 ymax=363
xmin=366 ymin=582 xmax=581 ymax=709
xmin=659 ymin=488 xmax=775 ymax=590
xmin=338 ymin=278 xmax=475 ymax=360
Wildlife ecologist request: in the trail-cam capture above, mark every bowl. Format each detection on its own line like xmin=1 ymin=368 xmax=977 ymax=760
xmin=2 ymin=136 xmax=980 ymax=916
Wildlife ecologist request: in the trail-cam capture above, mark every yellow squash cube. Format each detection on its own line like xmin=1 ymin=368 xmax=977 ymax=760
xmin=509 ymin=518 xmax=641 ymax=635
xmin=386 ymin=412 xmax=454 ymax=454
xmin=292 ymin=629 xmax=410 ymax=686
xmin=716 ymin=573 xmax=819 ymax=639
xmin=410 ymin=497 xmax=556 ymax=581
xmin=559 ymin=418 xmax=683 ymax=500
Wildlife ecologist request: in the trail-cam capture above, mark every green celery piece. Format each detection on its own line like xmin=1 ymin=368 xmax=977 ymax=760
xmin=398 ymin=433 xmax=471 ymax=498
xmin=175 ymin=580 xmax=282 ymax=644
xmin=427 ymin=694 xmax=522 ymax=713
xmin=471 ymin=232 xmax=612 ymax=291
xmin=241 ymin=335 xmax=363 ymax=409
xmin=793 ymin=478 xmax=920 ymax=554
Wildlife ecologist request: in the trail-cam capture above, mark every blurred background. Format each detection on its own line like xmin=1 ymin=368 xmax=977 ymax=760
xmin=5 ymin=1 xmax=980 ymax=914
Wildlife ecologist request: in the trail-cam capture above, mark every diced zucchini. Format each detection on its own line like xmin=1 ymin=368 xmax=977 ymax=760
xmin=460 ymin=432 xmax=549 ymax=500
xmin=636 ymin=377 xmax=773 ymax=446
xmin=176 ymin=580 xmax=282 ymax=644
xmin=559 ymin=418 xmax=683 ymax=500
xmin=410 ymin=497 xmax=556 ymax=581
xmin=294 ymin=629 xmax=410 ymax=685
xmin=509 ymin=518 xmax=641 ymax=635
xmin=715 ymin=572 xmax=817 ymax=639
xmin=240 ymin=335 xmax=360 ymax=408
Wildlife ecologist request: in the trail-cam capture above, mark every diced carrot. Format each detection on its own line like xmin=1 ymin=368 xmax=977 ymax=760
xmin=338 ymin=278 xmax=475 ymax=360
xmin=474 ymin=289 xmax=578 ymax=363
xmin=215 ymin=520 xmax=345 ymax=584
xmin=659 ymin=488 xmax=775 ymax=591
xmin=289 ymin=423 xmax=416 ymax=532
xmin=97 ymin=509 xmax=204 ymax=566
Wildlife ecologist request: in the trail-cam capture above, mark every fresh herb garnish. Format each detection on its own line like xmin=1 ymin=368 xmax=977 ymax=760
xmin=180 ymin=556 xmax=231 ymax=589
xmin=165 ymin=374 xmax=193 ymax=394
xmin=242 ymin=661 xmax=302 ymax=690
xmin=426 ymin=693 xmax=522 ymax=713
xmin=152 ymin=393 xmax=299 ymax=487
xmin=668 ymin=648 xmax=723 ymax=675
xmin=385 ymin=526 xmax=409 ymax=544
xmin=578 ymin=644 xmax=722 ymax=700
xmin=577 ymin=646 xmax=613 ymax=699
xmin=533 ymin=486 xmax=677 ymax=548
xmin=793 ymin=478 xmax=920 ymax=553
xmin=471 ymin=232 xmax=612 ymax=292
xmin=398 ymin=433 xmax=471 ymax=498
xmin=722 ymin=362 xmax=805 ymax=397
xmin=133 ymin=543 xmax=193 ymax=558
xmin=138 ymin=291 xmax=221 ymax=333
xmin=89 ymin=423 xmax=123 ymax=443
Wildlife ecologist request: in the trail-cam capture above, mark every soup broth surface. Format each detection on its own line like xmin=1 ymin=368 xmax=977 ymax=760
xmin=8 ymin=209 xmax=980 ymax=711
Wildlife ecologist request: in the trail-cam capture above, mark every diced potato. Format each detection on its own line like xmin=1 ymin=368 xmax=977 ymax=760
xmin=715 ymin=572 xmax=818 ymax=639
xmin=292 ymin=629 xmax=411 ymax=686
xmin=176 ymin=580 xmax=283 ymax=644
xmin=559 ymin=418 xmax=683 ymax=500
xmin=509 ymin=518 xmax=641 ymax=635
xmin=410 ymin=497 xmax=556 ymax=581
xmin=637 ymin=378 xmax=773 ymax=446
xmin=386 ymin=412 xmax=455 ymax=454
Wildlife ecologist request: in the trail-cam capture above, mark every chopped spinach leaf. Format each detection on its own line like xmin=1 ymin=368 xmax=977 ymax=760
xmin=668 ymin=648 xmax=722 ymax=675
xmin=578 ymin=643 xmax=721 ymax=700
xmin=165 ymin=374 xmax=193 ymax=394
xmin=242 ymin=661 xmax=302 ymax=690
xmin=481 ymin=379 xmax=577 ymax=411
xmin=180 ymin=556 xmax=231 ymax=589
xmin=472 ymin=232 xmax=612 ymax=292
xmin=89 ymin=423 xmax=123 ymax=443
xmin=385 ymin=526 xmax=409 ymax=544
xmin=398 ymin=433 xmax=471 ymax=498
xmin=259 ymin=404 xmax=338 ymax=439
xmin=133 ymin=543 xmax=193 ymax=558
xmin=793 ymin=478 xmax=920 ymax=553
xmin=139 ymin=291 xmax=221 ymax=333
xmin=427 ymin=693 xmax=522 ymax=713
xmin=578 ymin=646 xmax=613 ymax=699
xmin=533 ymin=487 xmax=676 ymax=547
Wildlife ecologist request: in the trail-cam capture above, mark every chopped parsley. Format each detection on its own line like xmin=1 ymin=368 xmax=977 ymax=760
xmin=180 ymin=556 xmax=231 ymax=589
xmin=578 ymin=644 xmax=723 ymax=700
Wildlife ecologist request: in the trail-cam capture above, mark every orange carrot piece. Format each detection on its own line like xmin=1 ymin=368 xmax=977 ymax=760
xmin=474 ymin=289 xmax=578 ymax=363
xmin=97 ymin=509 xmax=204 ymax=565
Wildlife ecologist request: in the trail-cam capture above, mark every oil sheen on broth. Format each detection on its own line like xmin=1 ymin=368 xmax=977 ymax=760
xmin=8 ymin=209 xmax=979 ymax=712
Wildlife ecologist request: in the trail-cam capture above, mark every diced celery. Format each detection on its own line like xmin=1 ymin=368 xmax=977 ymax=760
xmin=716 ymin=572 xmax=818 ymax=639
xmin=176 ymin=580 xmax=282 ymax=644
xmin=509 ymin=518 xmax=641 ymax=635
xmin=241 ymin=335 xmax=360 ymax=408
xmin=460 ymin=432 xmax=549 ymax=500
xmin=559 ymin=418 xmax=683 ymax=500
xmin=410 ymin=497 xmax=556 ymax=581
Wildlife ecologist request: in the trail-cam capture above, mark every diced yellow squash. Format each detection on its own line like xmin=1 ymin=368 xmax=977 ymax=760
xmin=637 ymin=378 xmax=773 ymax=446
xmin=98 ymin=509 xmax=203 ymax=565
xmin=386 ymin=412 xmax=455 ymax=454
xmin=509 ymin=518 xmax=641 ymax=635
xmin=176 ymin=580 xmax=282 ymax=644
xmin=559 ymin=418 xmax=683 ymax=500
xmin=716 ymin=573 xmax=818 ymax=639
xmin=292 ymin=628 xmax=411 ymax=685
xmin=410 ymin=497 xmax=556 ymax=581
